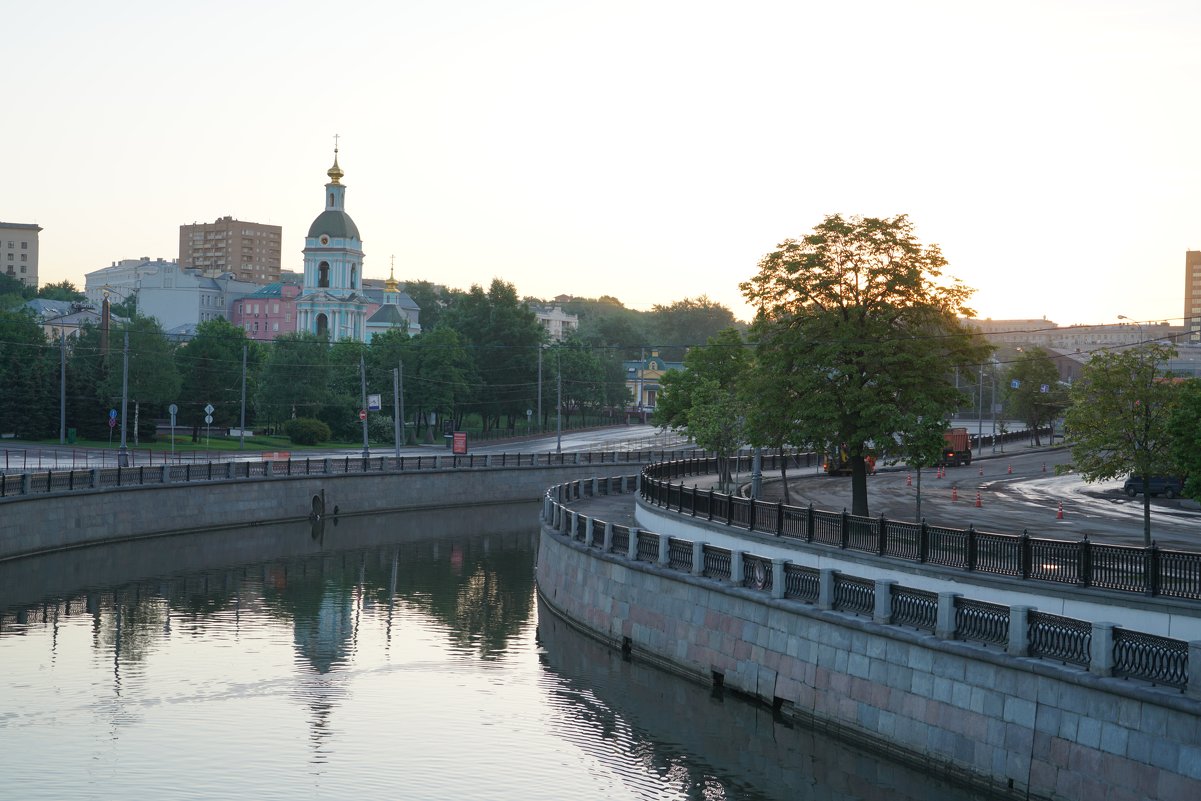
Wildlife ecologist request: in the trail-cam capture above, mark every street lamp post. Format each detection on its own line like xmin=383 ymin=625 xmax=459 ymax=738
xmin=119 ymin=331 xmax=130 ymax=467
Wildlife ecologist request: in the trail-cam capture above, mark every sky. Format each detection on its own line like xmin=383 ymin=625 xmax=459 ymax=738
xmin=6 ymin=0 xmax=1201 ymax=327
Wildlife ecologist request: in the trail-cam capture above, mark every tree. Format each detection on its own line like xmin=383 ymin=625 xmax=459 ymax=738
xmin=1002 ymin=348 xmax=1068 ymax=445
xmin=257 ymin=333 xmax=331 ymax=428
xmin=655 ymin=327 xmax=751 ymax=488
xmin=740 ymin=214 xmax=986 ymax=516
xmin=649 ymin=295 xmax=742 ymax=361
xmin=175 ymin=320 xmax=257 ymax=441
xmin=0 ymin=309 xmax=55 ymax=437
xmin=37 ymin=280 xmax=87 ymax=302
xmin=1064 ymin=343 xmax=1180 ymax=545
xmin=99 ymin=316 xmax=181 ymax=442
xmin=1169 ymin=380 xmax=1201 ymax=502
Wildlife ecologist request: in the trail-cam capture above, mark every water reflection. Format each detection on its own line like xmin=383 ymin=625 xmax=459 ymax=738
xmin=1 ymin=505 xmax=988 ymax=800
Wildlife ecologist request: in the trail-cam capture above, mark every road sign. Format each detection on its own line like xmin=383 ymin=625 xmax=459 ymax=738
xmin=168 ymin=403 xmax=178 ymax=415
xmin=108 ymin=417 xmax=117 ymax=429
xmin=204 ymin=414 xmax=214 ymax=424
xmin=109 ymin=409 xmax=117 ymax=420
xmin=204 ymin=403 xmax=215 ymax=415
xmin=359 ymin=409 xmax=367 ymax=421
xmin=367 ymin=393 xmax=381 ymax=411
xmin=452 ymin=432 xmax=468 ymax=455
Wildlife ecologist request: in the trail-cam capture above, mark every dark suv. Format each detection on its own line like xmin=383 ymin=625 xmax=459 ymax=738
xmin=1123 ymin=475 xmax=1185 ymax=499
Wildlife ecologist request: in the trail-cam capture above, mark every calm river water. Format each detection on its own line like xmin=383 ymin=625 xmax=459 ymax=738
xmin=0 ymin=503 xmax=990 ymax=800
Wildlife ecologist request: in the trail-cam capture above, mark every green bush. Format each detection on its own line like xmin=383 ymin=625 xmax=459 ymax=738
xmin=284 ymin=417 xmax=331 ymax=445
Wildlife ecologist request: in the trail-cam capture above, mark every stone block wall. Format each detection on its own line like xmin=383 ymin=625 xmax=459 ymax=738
xmin=538 ymin=525 xmax=1201 ymax=800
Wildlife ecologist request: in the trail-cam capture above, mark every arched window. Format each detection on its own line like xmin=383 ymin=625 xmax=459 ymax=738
xmin=316 ymin=313 xmax=329 ymax=338
xmin=329 ymin=192 xmax=334 ymax=207
xmin=318 ymin=261 xmax=330 ymax=288
xmin=350 ymin=264 xmax=357 ymax=288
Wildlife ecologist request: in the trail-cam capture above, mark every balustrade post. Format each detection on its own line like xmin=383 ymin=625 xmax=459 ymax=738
xmin=21 ymin=473 xmax=30 ymax=495
xmin=1089 ymin=622 xmax=1115 ymax=677
xmin=553 ymin=502 xmax=562 ymax=529
xmin=485 ymin=454 xmax=492 ymax=467
xmin=708 ymin=488 xmax=714 ymax=521
xmin=226 ymin=462 xmax=235 ymax=479
xmin=161 ymin=464 xmax=171 ymax=484
xmin=565 ymin=510 xmax=575 ymax=536
xmin=1008 ymin=606 xmax=1033 ymax=657
xmin=918 ymin=519 xmax=929 ymax=563
xmin=877 ymin=514 xmax=888 ymax=555
xmin=966 ymin=525 xmax=977 ymax=571
xmin=323 ymin=458 xmax=331 ymax=474
xmin=839 ymin=509 xmax=849 ymax=549
xmin=1146 ymin=543 xmax=1161 ymax=596
xmin=691 ymin=485 xmax=698 ymax=517
xmin=730 ymin=551 xmax=744 ymax=587
xmin=603 ymin=521 xmax=614 ymax=553
xmin=90 ymin=468 xmax=99 ymax=488
xmin=692 ymin=541 xmax=705 ymax=576
xmin=1189 ymin=642 xmax=1201 ymax=699
xmin=748 ymin=498 xmax=755 ymax=532
xmin=873 ymin=579 xmax=896 ymax=624
xmin=1020 ymin=530 xmax=1031 ymax=579
xmin=725 ymin=493 xmax=732 ymax=526
xmin=627 ymin=530 xmax=639 ymax=561
xmin=1077 ymin=537 xmax=1092 ymax=587
xmin=807 ymin=503 xmax=815 ymax=543
xmin=771 ymin=559 xmax=786 ymax=599
xmin=935 ymin=592 xmax=960 ymax=639
xmin=591 ymin=477 xmax=598 ymax=497
xmin=585 ymin=517 xmax=594 ymax=547
xmin=658 ymin=534 xmax=670 ymax=566
xmin=542 ymin=496 xmax=551 ymax=522
xmin=817 ymin=569 xmax=837 ymax=610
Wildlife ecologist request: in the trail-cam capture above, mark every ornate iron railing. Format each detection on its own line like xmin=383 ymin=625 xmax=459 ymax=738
xmin=891 ymin=586 xmax=938 ymax=632
xmin=1028 ymin=612 xmax=1092 ymax=667
xmin=954 ymin=598 xmax=1009 ymax=646
xmin=1113 ymin=629 xmax=1189 ymax=689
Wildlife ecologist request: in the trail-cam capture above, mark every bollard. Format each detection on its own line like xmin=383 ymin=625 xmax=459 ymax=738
xmin=952 ymin=485 xmax=958 ymax=502
xmin=975 ymin=490 xmax=982 ymax=508
xmin=1057 ymin=502 xmax=1064 ymax=520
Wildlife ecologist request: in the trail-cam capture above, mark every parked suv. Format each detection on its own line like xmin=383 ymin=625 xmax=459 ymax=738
xmin=1122 ymin=475 xmax=1185 ymax=499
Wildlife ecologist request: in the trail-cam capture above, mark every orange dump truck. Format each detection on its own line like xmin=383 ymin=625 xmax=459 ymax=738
xmin=937 ymin=427 xmax=972 ymax=466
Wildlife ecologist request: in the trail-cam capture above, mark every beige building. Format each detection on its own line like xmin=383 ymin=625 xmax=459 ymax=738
xmin=1 ymin=221 xmax=41 ymax=287
xmin=179 ymin=216 xmax=282 ymax=284
xmin=1186 ymin=250 xmax=1201 ymax=343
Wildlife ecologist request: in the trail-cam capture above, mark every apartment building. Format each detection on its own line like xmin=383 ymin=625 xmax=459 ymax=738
xmin=179 ymin=216 xmax=282 ymax=284
xmin=0 ymin=221 xmax=41 ymax=287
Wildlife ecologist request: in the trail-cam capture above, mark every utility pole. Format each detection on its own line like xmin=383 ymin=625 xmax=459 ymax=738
xmin=556 ymin=349 xmax=562 ymax=454
xmin=239 ymin=344 xmax=247 ymax=450
xmin=976 ymin=364 xmax=984 ymax=457
xmin=59 ymin=331 xmax=66 ymax=444
xmin=119 ymin=331 xmax=130 ymax=467
xmin=359 ymin=353 xmax=370 ymax=458
xmin=537 ymin=345 xmax=542 ymax=433
xmin=393 ymin=365 xmax=401 ymax=458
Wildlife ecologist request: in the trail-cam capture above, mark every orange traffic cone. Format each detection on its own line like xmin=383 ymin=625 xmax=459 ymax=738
xmin=906 ymin=473 xmax=912 ymax=486
xmin=975 ymin=490 xmax=982 ymax=508
xmin=1007 ymin=464 xmax=1013 ymax=475
xmin=952 ymin=486 xmax=958 ymax=501
xmin=1057 ymin=502 xmax=1064 ymax=520
xmin=978 ymin=465 xmax=983 ymax=477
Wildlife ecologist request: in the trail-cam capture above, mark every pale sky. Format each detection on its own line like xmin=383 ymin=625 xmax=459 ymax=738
xmin=6 ymin=0 xmax=1200 ymax=326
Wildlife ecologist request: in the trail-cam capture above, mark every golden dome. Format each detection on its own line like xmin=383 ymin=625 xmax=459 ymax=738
xmin=327 ymin=153 xmax=343 ymax=184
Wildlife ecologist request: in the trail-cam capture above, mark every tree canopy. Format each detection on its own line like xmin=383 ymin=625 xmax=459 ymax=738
xmin=740 ymin=214 xmax=987 ymax=515
xmin=1001 ymin=347 xmax=1068 ymax=445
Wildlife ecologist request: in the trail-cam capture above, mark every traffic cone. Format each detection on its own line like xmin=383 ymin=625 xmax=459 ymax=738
xmin=1057 ymin=502 xmax=1064 ymax=520
xmin=978 ymin=465 xmax=983 ymax=477
xmin=952 ymin=486 xmax=958 ymax=501
xmin=906 ymin=473 xmax=912 ymax=486
xmin=975 ymin=490 xmax=982 ymax=508
xmin=1007 ymin=464 xmax=1013 ymax=475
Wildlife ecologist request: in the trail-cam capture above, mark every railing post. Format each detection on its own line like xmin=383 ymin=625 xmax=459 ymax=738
xmin=935 ymin=592 xmax=960 ymax=639
xmin=20 ymin=473 xmax=30 ymax=495
xmin=627 ymin=529 xmax=639 ymax=561
xmin=725 ymin=493 xmax=732 ymax=526
xmin=873 ymin=579 xmax=896 ymax=624
xmin=1077 ymin=536 xmax=1092 ymax=587
xmin=1189 ymin=642 xmax=1201 ymax=699
xmin=776 ymin=502 xmax=784 ymax=536
xmin=1020 ymin=530 xmax=1031 ymax=579
xmin=817 ymin=569 xmax=837 ymax=610
xmin=1146 ymin=543 xmax=1160 ymax=596
xmin=839 ymin=509 xmax=849 ymax=549
xmin=323 ymin=458 xmax=331 ymax=474
xmin=877 ymin=514 xmax=887 ymax=555
xmin=585 ymin=516 xmax=595 ymax=546
xmin=90 ymin=468 xmax=99 ymax=488
xmin=264 ymin=461 xmax=274 ymax=478
xmin=485 ymin=454 xmax=492 ymax=467
xmin=691 ymin=485 xmax=698 ymax=517
xmin=591 ymin=477 xmax=598 ymax=497
xmin=603 ymin=521 xmax=614 ymax=553
xmin=918 ymin=519 xmax=929 ymax=563
xmin=748 ymin=498 xmax=755 ymax=532
xmin=226 ymin=462 xmax=234 ymax=479
xmin=658 ymin=534 xmax=670 ymax=566
xmin=707 ymin=488 xmax=714 ymax=521
xmin=543 ymin=495 xmax=552 ymax=522
xmin=771 ymin=559 xmax=786 ymax=599
xmin=692 ymin=541 xmax=705 ymax=576
xmin=966 ymin=525 xmax=977 ymax=571
xmin=565 ymin=510 xmax=575 ymax=536
xmin=807 ymin=503 xmax=815 ymax=543
xmin=1008 ymin=606 xmax=1033 ymax=657
xmin=1089 ymin=622 xmax=1114 ymax=677
xmin=730 ymin=551 xmax=744 ymax=587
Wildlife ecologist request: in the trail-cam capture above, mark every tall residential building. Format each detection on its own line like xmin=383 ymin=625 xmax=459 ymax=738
xmin=179 ymin=216 xmax=282 ymax=284
xmin=1186 ymin=250 xmax=1201 ymax=343
xmin=0 ymin=221 xmax=41 ymax=287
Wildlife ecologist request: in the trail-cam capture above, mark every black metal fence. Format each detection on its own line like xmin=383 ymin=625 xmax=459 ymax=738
xmin=545 ymin=475 xmax=1193 ymax=693
xmin=640 ymin=456 xmax=1201 ymax=601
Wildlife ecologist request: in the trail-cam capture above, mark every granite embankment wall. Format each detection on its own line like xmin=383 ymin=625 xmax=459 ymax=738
xmin=538 ymin=492 xmax=1201 ymax=800
xmin=0 ymin=462 xmax=631 ymax=561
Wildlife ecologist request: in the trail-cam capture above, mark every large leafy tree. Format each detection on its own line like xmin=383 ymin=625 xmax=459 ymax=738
xmin=99 ymin=316 xmax=181 ymax=442
xmin=649 ymin=295 xmax=742 ymax=361
xmin=37 ymin=280 xmax=87 ymax=302
xmin=1064 ymin=343 xmax=1180 ymax=545
xmin=1002 ymin=347 xmax=1068 ymax=445
xmin=655 ymin=327 xmax=751 ymax=488
xmin=1169 ymin=380 xmax=1201 ymax=502
xmin=175 ymin=319 xmax=257 ymax=441
xmin=0 ymin=309 xmax=55 ymax=438
xmin=740 ymin=214 xmax=985 ymax=516
xmin=257 ymin=333 xmax=331 ymax=428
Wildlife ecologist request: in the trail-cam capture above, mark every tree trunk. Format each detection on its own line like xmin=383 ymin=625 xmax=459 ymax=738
xmin=1143 ymin=475 xmax=1152 ymax=547
xmin=850 ymin=455 xmax=869 ymax=516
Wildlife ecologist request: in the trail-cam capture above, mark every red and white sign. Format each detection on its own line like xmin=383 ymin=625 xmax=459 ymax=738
xmin=359 ymin=409 xmax=367 ymax=421
xmin=452 ymin=432 xmax=468 ymax=455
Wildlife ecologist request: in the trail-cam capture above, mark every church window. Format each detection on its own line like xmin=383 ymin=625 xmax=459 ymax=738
xmin=316 ymin=313 xmax=329 ymax=338
xmin=329 ymin=193 xmax=334 ymax=207
xmin=350 ymin=264 xmax=357 ymax=288
xmin=318 ymin=261 xmax=330 ymax=288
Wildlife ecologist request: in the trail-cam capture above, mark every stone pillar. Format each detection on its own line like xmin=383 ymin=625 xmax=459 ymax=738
xmin=658 ymin=534 xmax=671 ymax=566
xmin=161 ymin=465 xmax=171 ymax=484
xmin=873 ymin=579 xmax=896 ymax=624
xmin=585 ymin=517 xmax=595 ymax=546
xmin=591 ymin=477 xmax=599 ymax=496
xmin=1008 ymin=606 xmax=1033 ymax=657
xmin=21 ymin=473 xmax=31 ymax=494
xmin=772 ymin=559 xmax=786 ymax=600
xmin=1089 ymin=622 xmax=1115 ymax=677
xmin=1189 ymin=642 xmax=1201 ymax=700
xmin=818 ymin=569 xmax=837 ymax=611
xmin=730 ymin=551 xmax=744 ymax=587
xmin=553 ymin=503 xmax=561 ymax=529
xmin=542 ymin=496 xmax=551 ymax=522
xmin=692 ymin=541 xmax=705 ymax=576
xmin=434 ymin=455 xmax=441 ymax=469
xmin=603 ymin=521 xmax=613 ymax=553
xmin=225 ymin=462 xmax=234 ymax=479
xmin=627 ymin=529 xmax=639 ymax=560
xmin=565 ymin=510 xmax=575 ymax=536
xmin=90 ymin=468 xmax=99 ymax=488
xmin=264 ymin=460 xmax=274 ymax=477
xmin=936 ymin=592 xmax=960 ymax=640
xmin=323 ymin=458 xmax=331 ymax=474
xmin=485 ymin=454 xmax=492 ymax=467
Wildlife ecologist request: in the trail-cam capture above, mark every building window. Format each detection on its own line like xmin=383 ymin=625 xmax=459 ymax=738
xmin=318 ymin=261 xmax=330 ymax=288
xmin=20 ymin=242 xmax=27 ymax=249
xmin=19 ymin=254 xmax=26 ymax=262
xmin=273 ymin=323 xmax=279 ymax=332
xmin=316 ymin=313 xmax=329 ymax=337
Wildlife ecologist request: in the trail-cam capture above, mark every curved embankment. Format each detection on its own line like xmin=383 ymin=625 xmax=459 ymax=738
xmin=537 ymin=477 xmax=1201 ymax=801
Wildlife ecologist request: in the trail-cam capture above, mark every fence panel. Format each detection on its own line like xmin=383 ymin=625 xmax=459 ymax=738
xmin=1028 ymin=539 xmax=1080 ymax=585
xmin=891 ymin=586 xmax=938 ymax=632
xmin=833 ymin=574 xmax=874 ymax=616
xmin=955 ymin=598 xmax=1009 ymax=646
xmin=743 ymin=554 xmax=773 ymax=592
xmin=1028 ymin=611 xmax=1091 ymax=667
xmin=1112 ymin=629 xmax=1188 ymax=689
xmin=783 ymin=564 xmax=820 ymax=603
xmin=702 ymin=546 xmax=731 ymax=580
